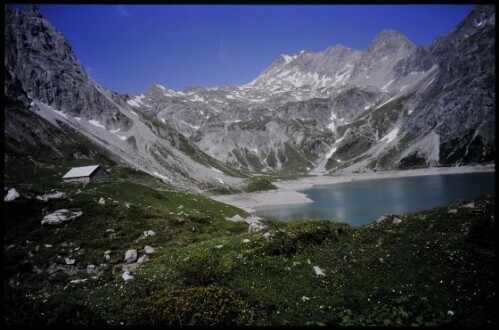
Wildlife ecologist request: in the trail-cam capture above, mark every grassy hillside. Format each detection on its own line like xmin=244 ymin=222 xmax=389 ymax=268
xmin=3 ymin=168 xmax=495 ymax=326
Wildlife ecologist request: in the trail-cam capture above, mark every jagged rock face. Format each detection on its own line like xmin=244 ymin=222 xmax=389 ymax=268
xmin=4 ymin=5 xmax=132 ymax=131
xmin=4 ymin=5 xmax=495 ymax=180
xmin=400 ymin=5 xmax=495 ymax=166
xmin=4 ymin=6 xmax=249 ymax=192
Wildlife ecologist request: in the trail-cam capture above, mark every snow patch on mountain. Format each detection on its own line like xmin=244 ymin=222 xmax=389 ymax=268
xmin=326 ymin=147 xmax=337 ymax=159
xmin=282 ymin=54 xmax=298 ymax=63
xmin=153 ymin=171 xmax=172 ymax=182
xmin=127 ymin=99 xmax=141 ymax=107
xmin=51 ymin=108 xmax=69 ymax=119
xmin=89 ymin=120 xmax=106 ymax=129
xmin=381 ymin=127 xmax=399 ymax=144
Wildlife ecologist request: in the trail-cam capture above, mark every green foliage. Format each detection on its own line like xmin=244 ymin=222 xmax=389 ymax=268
xmin=133 ymin=286 xmax=258 ymax=326
xmin=439 ymin=128 xmax=495 ymax=166
xmin=329 ymin=135 xmax=373 ymax=167
xmin=243 ymin=177 xmax=277 ymax=193
xmin=3 ymin=166 xmax=495 ymax=327
xmin=398 ymin=151 xmax=427 ymax=169
xmin=253 ymin=220 xmax=348 ymax=256
xmin=337 ymin=296 xmax=451 ymax=326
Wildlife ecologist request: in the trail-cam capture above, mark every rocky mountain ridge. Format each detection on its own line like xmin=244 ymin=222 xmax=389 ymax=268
xmin=126 ymin=5 xmax=494 ymax=174
xmin=4 ymin=5 xmax=495 ymax=188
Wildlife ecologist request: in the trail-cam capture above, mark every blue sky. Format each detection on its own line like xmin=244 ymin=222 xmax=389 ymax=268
xmin=20 ymin=4 xmax=475 ymax=94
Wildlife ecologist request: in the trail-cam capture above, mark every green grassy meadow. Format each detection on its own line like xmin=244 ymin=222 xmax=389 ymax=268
xmin=2 ymin=167 xmax=495 ymax=326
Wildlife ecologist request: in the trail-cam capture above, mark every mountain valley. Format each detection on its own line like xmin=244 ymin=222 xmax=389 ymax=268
xmin=3 ymin=5 xmax=495 ymax=327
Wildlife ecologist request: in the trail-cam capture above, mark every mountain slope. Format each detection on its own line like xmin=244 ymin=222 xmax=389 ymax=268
xmin=125 ymin=5 xmax=494 ymax=175
xmin=4 ymin=5 xmax=259 ymax=192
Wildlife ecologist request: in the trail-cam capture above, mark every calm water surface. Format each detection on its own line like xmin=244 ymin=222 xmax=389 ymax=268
xmin=253 ymin=172 xmax=495 ymax=226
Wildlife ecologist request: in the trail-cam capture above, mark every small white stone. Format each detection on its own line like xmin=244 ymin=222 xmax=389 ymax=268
xmin=70 ymin=278 xmax=88 ymax=284
xmin=243 ymin=239 xmax=250 ymax=243
xmin=144 ymin=230 xmax=156 ymax=237
xmin=65 ymin=258 xmax=76 ymax=265
xmin=144 ymin=245 xmax=155 ymax=254
xmin=122 ymin=271 xmax=134 ymax=281
xmin=313 ymin=266 xmax=326 ymax=276
xmin=392 ymin=218 xmax=402 ymax=225
xmin=4 ymin=188 xmax=20 ymax=201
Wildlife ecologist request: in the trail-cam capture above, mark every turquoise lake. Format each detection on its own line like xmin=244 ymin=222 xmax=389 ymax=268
xmin=253 ymin=172 xmax=495 ymax=226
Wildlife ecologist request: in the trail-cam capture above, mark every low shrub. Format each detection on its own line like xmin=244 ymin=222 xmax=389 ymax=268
xmin=134 ymin=286 xmax=258 ymax=326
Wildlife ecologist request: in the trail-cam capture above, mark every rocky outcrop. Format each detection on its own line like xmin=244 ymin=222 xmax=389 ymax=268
xmin=4 ymin=5 xmax=132 ymax=131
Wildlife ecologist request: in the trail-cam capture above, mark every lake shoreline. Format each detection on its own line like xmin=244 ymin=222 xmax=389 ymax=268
xmin=211 ymin=164 xmax=495 ymax=213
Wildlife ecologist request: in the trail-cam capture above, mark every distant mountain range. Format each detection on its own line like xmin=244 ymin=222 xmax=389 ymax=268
xmin=4 ymin=5 xmax=495 ymax=190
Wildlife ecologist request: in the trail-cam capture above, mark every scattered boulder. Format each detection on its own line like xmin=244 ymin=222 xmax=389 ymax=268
xmin=4 ymin=188 xmax=20 ymax=202
xmin=375 ymin=215 xmax=387 ymax=224
xmin=47 ymin=263 xmax=79 ymax=278
xmin=461 ymin=202 xmax=475 ymax=208
xmin=448 ymin=209 xmax=458 ymax=214
xmin=248 ymin=221 xmax=266 ymax=232
xmin=124 ymin=249 xmax=138 ymax=263
xmin=41 ymin=209 xmax=83 ymax=225
xmin=122 ymin=271 xmax=134 ymax=281
xmin=65 ymin=258 xmax=76 ymax=265
xmin=144 ymin=245 xmax=155 ymax=254
xmin=392 ymin=217 xmax=402 ymax=225
xmin=86 ymin=264 xmax=97 ymax=274
xmin=36 ymin=191 xmax=67 ymax=202
xmin=313 ymin=266 xmax=326 ymax=276
xmin=70 ymin=279 xmax=88 ymax=284
xmin=243 ymin=238 xmax=250 ymax=243
xmin=137 ymin=255 xmax=149 ymax=264
xmin=98 ymin=197 xmax=106 ymax=205
xmin=227 ymin=214 xmax=245 ymax=222
xmin=225 ymin=214 xmax=267 ymax=232
xmin=143 ymin=230 xmax=156 ymax=237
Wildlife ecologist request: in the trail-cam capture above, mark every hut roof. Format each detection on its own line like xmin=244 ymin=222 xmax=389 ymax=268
xmin=62 ymin=165 xmax=102 ymax=179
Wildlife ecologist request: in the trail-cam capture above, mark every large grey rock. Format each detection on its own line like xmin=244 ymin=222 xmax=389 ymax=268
xmin=41 ymin=209 xmax=82 ymax=225
xmin=123 ymin=249 xmax=138 ymax=263
xmin=4 ymin=188 xmax=20 ymax=201
xmin=144 ymin=245 xmax=155 ymax=254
